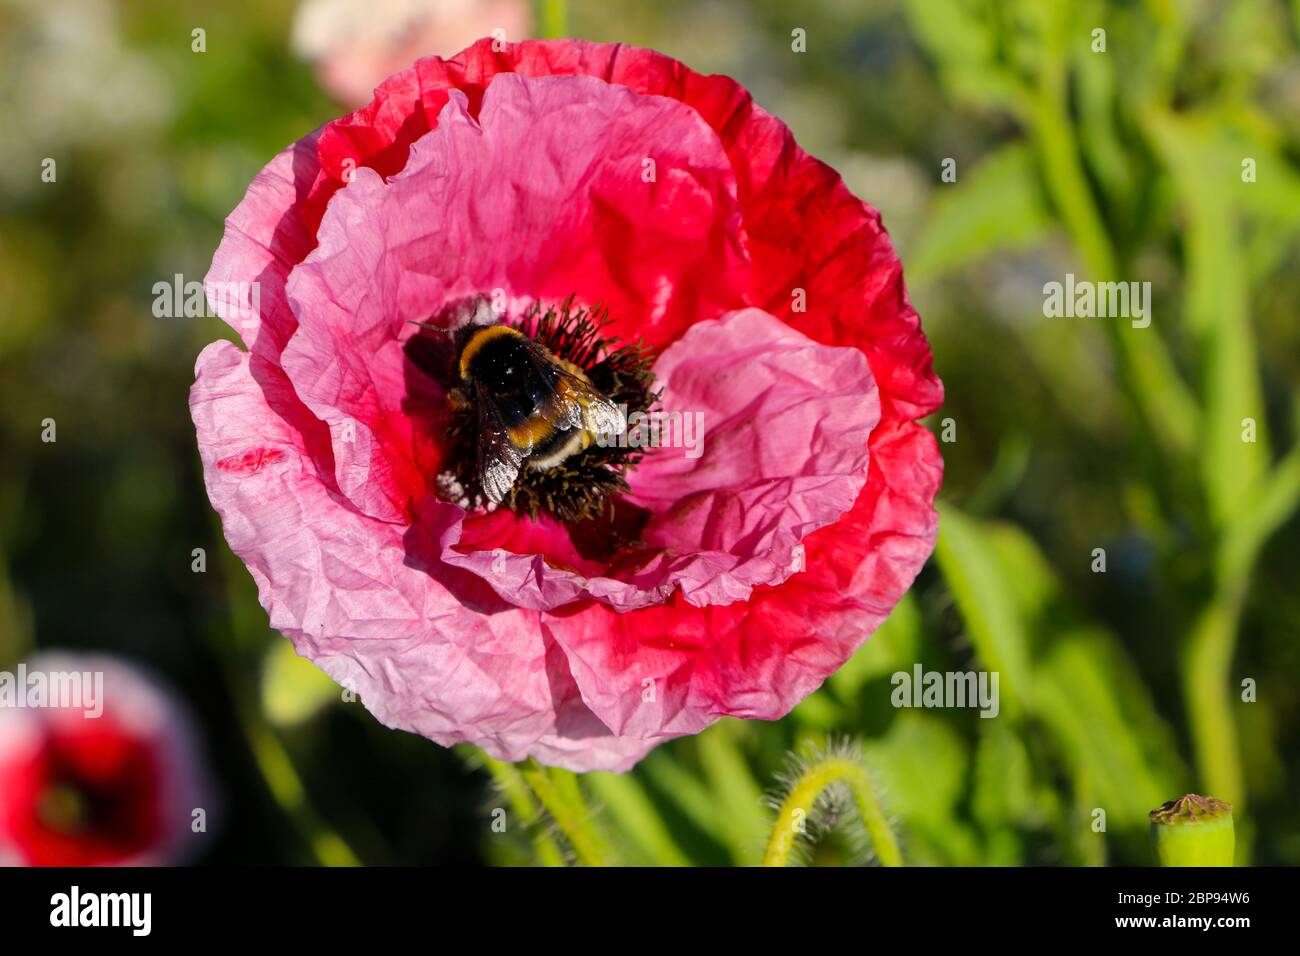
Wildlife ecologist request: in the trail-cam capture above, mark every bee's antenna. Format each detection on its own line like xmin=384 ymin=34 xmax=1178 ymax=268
xmin=406 ymin=320 xmax=450 ymax=333
xmin=408 ymin=295 xmax=499 ymax=337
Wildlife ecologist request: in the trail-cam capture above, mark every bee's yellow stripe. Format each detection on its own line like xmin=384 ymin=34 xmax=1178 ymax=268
xmin=458 ymin=324 xmax=522 ymax=381
xmin=508 ymin=416 xmax=558 ymax=448
xmin=506 ymin=378 xmax=574 ymax=447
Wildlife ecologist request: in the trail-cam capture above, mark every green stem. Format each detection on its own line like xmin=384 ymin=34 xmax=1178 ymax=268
xmin=241 ymin=706 xmax=362 ymax=866
xmin=518 ymin=760 xmax=611 ymax=866
xmin=482 ymin=757 xmax=566 ymax=866
xmin=762 ymin=756 xmax=901 ymax=867
xmin=698 ymin=724 xmax=769 ymax=865
xmin=1023 ymin=43 xmax=1266 ymax=827
xmin=1182 ymin=593 xmax=1246 ymax=809
xmin=1018 ymin=7 xmax=1197 ymax=460
xmin=214 ymin=523 xmax=362 ymax=866
xmin=1183 ymin=434 xmax=1300 ymax=814
xmin=536 ymin=0 xmax=568 ymax=39
xmin=586 ymin=771 xmax=691 ymax=866
xmin=1026 ymin=76 xmax=1199 ymax=460
xmin=1219 ymin=433 xmax=1300 ymax=586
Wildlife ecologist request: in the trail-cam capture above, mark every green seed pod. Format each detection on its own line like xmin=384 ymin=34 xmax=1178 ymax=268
xmin=1149 ymin=794 xmax=1234 ymax=867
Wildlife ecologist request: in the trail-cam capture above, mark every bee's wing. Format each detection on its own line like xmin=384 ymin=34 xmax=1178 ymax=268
xmin=474 ymin=381 xmax=525 ymax=503
xmin=562 ymin=371 xmax=626 ymax=437
xmin=517 ymin=340 xmax=625 ymax=437
xmin=515 ymin=343 xmax=584 ymax=431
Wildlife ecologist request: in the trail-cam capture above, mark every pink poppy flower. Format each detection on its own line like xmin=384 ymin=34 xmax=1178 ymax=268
xmin=0 ymin=654 xmax=215 ymax=866
xmin=191 ymin=39 xmax=943 ymax=772
xmin=292 ymin=0 xmax=531 ymax=107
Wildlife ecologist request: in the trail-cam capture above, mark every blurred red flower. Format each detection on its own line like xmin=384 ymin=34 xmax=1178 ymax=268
xmin=0 ymin=655 xmax=214 ymax=866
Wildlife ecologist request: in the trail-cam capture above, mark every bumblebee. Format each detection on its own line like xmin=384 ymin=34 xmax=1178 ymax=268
xmin=452 ymin=322 xmax=626 ymax=504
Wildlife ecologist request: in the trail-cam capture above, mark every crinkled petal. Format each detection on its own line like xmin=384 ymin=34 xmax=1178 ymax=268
xmin=192 ymin=340 xmax=552 ymax=757
xmin=205 ymin=133 xmax=325 ymax=363
xmin=525 ymin=641 xmax=669 ymax=773
xmin=542 ymin=420 xmax=942 ymax=737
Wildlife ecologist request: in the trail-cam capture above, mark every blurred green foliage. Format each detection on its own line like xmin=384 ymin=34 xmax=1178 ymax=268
xmin=1 ymin=0 xmax=1298 ymax=865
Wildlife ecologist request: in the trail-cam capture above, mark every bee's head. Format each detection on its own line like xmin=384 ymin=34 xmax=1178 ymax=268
xmin=451 ymin=324 xmax=481 ymax=370
xmin=457 ymin=324 xmax=526 ymax=385
xmin=407 ymin=295 xmax=506 ymax=383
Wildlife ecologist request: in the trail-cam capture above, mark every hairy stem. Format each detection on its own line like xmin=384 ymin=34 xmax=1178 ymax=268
xmin=518 ymin=760 xmax=611 ymax=866
xmin=763 ymin=756 xmax=901 ymax=867
xmin=482 ymin=757 xmax=566 ymax=866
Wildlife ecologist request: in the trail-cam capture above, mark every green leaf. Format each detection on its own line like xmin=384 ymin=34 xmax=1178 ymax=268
xmin=826 ymin=592 xmax=922 ymax=702
xmin=637 ymin=748 xmax=726 ymax=846
xmin=972 ymin=720 xmax=1035 ymax=829
xmin=864 ymin=712 xmax=967 ymax=827
xmin=1143 ymin=107 xmax=1270 ymax=529
xmin=1035 ymin=629 xmax=1182 ymax=824
xmin=933 ymin=503 xmax=1033 ymax=713
xmin=863 ymin=712 xmax=980 ymax=864
xmin=586 ymin=771 xmax=691 ymax=867
xmin=910 ymin=144 xmax=1053 ymax=284
xmin=261 ymin=639 xmax=339 ymax=728
xmin=936 ymin=506 xmax=1184 ymax=830
xmin=789 ymin=690 xmax=845 ymax=732
xmin=902 ymin=0 xmax=1023 ymax=107
xmin=1073 ymin=38 xmax=1135 ymax=212
xmin=972 ymin=721 xmax=1036 ymax=864
xmin=696 ymin=723 xmax=769 ymax=865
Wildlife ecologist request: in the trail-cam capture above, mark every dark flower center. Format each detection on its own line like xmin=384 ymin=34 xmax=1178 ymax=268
xmin=11 ymin=732 xmax=165 ymax=866
xmin=35 ymin=751 xmax=155 ymax=842
xmin=36 ymin=782 xmax=94 ymax=834
xmin=428 ymin=297 xmax=660 ymax=526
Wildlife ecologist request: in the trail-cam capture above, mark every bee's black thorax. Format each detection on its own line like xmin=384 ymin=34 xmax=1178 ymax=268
xmin=458 ymin=325 xmax=555 ymax=427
